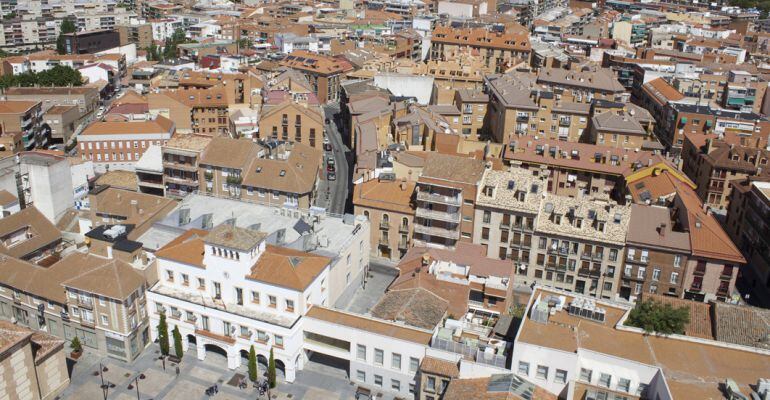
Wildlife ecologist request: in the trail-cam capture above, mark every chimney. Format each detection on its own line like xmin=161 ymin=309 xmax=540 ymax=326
xmin=400 ymin=178 xmax=407 ymax=191
xmin=130 ymin=199 xmax=139 ymax=217
xmin=657 ymin=223 xmax=666 ymax=236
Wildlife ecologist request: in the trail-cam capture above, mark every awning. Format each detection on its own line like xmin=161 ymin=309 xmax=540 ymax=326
xmin=705 ymin=120 xmax=713 ymax=128
xmin=680 ymin=117 xmax=688 ymax=124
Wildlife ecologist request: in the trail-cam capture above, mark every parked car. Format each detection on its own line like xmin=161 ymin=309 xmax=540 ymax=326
xmin=327 ymin=158 xmax=336 ymax=172
xmin=328 ymin=171 xmax=336 ymax=181
xmin=324 ymin=142 xmax=332 ymax=151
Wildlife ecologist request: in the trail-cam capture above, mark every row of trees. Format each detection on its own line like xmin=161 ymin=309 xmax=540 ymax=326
xmin=0 ymin=65 xmax=83 ymax=89
xmin=157 ymin=313 xmax=276 ymax=388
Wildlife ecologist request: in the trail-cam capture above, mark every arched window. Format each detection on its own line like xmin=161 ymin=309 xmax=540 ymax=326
xmin=363 ymin=210 xmax=370 ymax=220
xmin=401 ymin=217 xmax=409 ymax=230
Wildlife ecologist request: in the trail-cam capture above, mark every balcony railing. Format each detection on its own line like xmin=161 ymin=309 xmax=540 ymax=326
xmin=416 ymin=190 xmax=462 ymax=206
xmin=379 ymin=221 xmax=390 ymax=230
xmin=413 ymin=224 xmax=460 ymax=239
xmin=578 ymin=268 xmax=601 ymax=278
xmin=398 ymin=224 xmax=409 ymax=233
xmin=77 ymin=298 xmax=93 ymax=309
xmin=415 ymin=207 xmax=461 ymax=223
xmin=378 ymin=237 xmax=390 ymax=246
xmin=398 ymin=240 xmax=409 ymax=249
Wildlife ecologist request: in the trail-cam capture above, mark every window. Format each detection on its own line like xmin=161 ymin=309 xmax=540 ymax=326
xmin=374 ymin=375 xmax=383 ymax=387
xmin=580 ymin=368 xmax=592 ymax=382
xmin=391 ymin=379 xmax=400 ymax=391
xmin=518 ymin=361 xmax=530 ymax=375
xmin=286 ymin=299 xmax=294 ymax=312
xmin=670 ymin=272 xmax=679 ymax=284
xmin=599 ymin=373 xmax=612 ymax=388
xmin=409 ymin=357 xmax=419 ymax=373
xmin=536 ymin=365 xmax=548 ymax=380
xmin=409 ymin=383 xmax=416 ymax=394
xmin=257 ymin=330 xmax=268 ymax=342
xmin=609 ymin=249 xmax=618 ymax=262
xmin=101 ymin=315 xmax=109 ymax=326
xmin=252 ymin=291 xmax=260 ymax=304
xmin=240 ymin=326 xmax=249 ymax=338
xmin=357 ymin=344 xmax=366 ymax=360
xmin=374 ymin=348 xmax=384 ymax=365
xmin=483 ymin=210 xmax=491 ymax=223
xmin=641 ymin=250 xmax=649 ymax=262
xmin=637 ymin=267 xmax=646 ymax=279
xmin=618 ymin=378 xmax=631 ymax=393
xmin=268 ymin=295 xmax=277 ymax=308
xmin=356 ymin=370 xmax=366 ymax=382
xmin=198 ymin=278 xmax=205 ymax=289
xmin=275 ymin=335 xmax=284 ymax=347
xmin=166 ymin=270 xmax=174 ymax=282
xmin=555 ymin=369 xmax=567 ymax=384
xmin=652 ymin=268 xmax=661 ymax=281
xmin=391 ymin=353 xmax=401 ymax=370
xmin=427 ymin=377 xmax=436 ymax=392
xmin=181 ymin=274 xmax=189 ymax=286
xmin=673 ymin=255 xmax=682 ymax=268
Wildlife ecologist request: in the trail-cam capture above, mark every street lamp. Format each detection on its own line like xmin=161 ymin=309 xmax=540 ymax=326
xmin=127 ymin=373 xmax=146 ymax=400
xmin=93 ymin=363 xmax=113 ymax=400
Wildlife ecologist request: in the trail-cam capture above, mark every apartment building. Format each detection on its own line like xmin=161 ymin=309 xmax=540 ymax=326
xmin=162 ymin=134 xmax=212 ymax=199
xmin=725 ymin=180 xmax=770 ymax=307
xmin=0 ymin=100 xmax=44 ymax=150
xmin=0 ymin=321 xmax=69 ymax=400
xmin=44 ymin=105 xmax=81 ymax=145
xmin=682 ymin=137 xmax=770 ymax=209
xmin=77 ymin=115 xmax=175 ymax=172
xmin=353 ymin=177 xmax=416 ymax=261
xmin=240 ymin=141 xmax=322 ymax=209
xmin=484 ymin=72 xmax=590 ymax=144
xmin=512 ymin=287 xmax=770 ymax=400
xmin=116 ymin=23 xmax=153 ymax=49
xmin=81 ymin=186 xmax=177 ymax=241
xmin=473 ymin=167 xmax=545 ymax=272
xmin=0 ymin=251 xmax=150 ymax=363
xmin=258 ymin=97 xmax=325 ymax=149
xmin=4 ymin=86 xmax=100 ymax=117
xmin=503 ymin=138 xmax=668 ymax=201
xmin=153 ymin=88 xmax=230 ymax=136
xmin=453 ymin=88 xmax=489 ymax=141
xmin=198 ymin=137 xmax=260 ymax=199
xmin=430 ymin=26 xmax=531 ymax=73
xmin=279 ymin=51 xmax=355 ymax=103
xmin=413 ymin=154 xmax=486 ymax=249
xmin=588 ymin=104 xmax=656 ymax=151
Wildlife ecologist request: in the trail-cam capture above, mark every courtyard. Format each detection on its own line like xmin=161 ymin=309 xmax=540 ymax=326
xmin=59 ymin=343 xmax=362 ymax=400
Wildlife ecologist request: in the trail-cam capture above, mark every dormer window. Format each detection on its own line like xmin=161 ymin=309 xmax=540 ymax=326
xmin=483 ymin=185 xmax=494 ymax=196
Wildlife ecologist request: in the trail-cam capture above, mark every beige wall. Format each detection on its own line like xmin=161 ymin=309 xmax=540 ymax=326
xmin=0 ymin=337 xmax=39 ymax=400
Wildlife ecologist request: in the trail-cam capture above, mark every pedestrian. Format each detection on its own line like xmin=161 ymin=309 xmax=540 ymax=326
xmin=175 ymin=366 xmax=180 ymax=377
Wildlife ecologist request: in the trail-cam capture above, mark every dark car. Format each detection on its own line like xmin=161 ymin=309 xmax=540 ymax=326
xmin=327 ymin=158 xmax=336 ymax=172
xmin=324 ymin=142 xmax=332 ymax=151
xmin=328 ymin=171 xmax=336 ymax=181
xmin=325 ymin=118 xmax=330 ymax=125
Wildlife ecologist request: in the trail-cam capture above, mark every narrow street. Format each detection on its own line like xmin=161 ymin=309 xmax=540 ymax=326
xmin=315 ymin=102 xmax=352 ymax=215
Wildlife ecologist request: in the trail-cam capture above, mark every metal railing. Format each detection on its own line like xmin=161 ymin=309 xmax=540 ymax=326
xmin=413 ymin=224 xmax=460 ymax=239
xmin=431 ymin=338 xmax=506 ymax=368
xmin=415 ymin=207 xmax=461 ymax=222
xmin=416 ymin=190 xmax=462 ymax=206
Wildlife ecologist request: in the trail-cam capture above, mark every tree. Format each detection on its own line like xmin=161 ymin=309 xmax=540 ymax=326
xmin=158 ymin=312 xmax=170 ymax=356
xmin=56 ymin=18 xmax=77 ymax=55
xmin=267 ymin=348 xmax=276 ymax=388
xmin=247 ymin=345 xmax=257 ymax=382
xmin=172 ymin=325 xmax=183 ymax=359
xmin=625 ymin=299 xmax=690 ymax=335
xmin=70 ymin=336 xmax=83 ymax=353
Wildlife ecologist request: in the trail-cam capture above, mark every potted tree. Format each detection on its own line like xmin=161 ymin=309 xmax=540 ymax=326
xmin=70 ymin=337 xmax=83 ymax=359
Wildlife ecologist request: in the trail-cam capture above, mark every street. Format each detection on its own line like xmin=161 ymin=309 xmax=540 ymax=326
xmin=315 ymin=102 xmax=352 ymax=215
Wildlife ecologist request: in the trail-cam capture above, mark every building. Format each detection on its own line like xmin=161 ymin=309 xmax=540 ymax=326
xmin=3 ymin=87 xmax=100 ymax=118
xmin=682 ymin=137 xmax=770 ymax=209
xmin=725 ymin=180 xmax=770 ymax=307
xmin=117 ymin=23 xmax=153 ymax=49
xmin=453 ymin=88 xmax=489 ymax=142
xmin=240 ymin=141 xmax=322 ymax=209
xmin=430 ymin=26 xmax=531 ymax=73
xmin=198 ymin=137 xmax=260 ymax=199
xmin=43 ymin=105 xmax=81 ymax=145
xmin=135 ymin=144 xmax=164 ymax=196
xmin=413 ymin=154 xmax=486 ymax=249
xmin=258 ymin=98 xmax=325 ymax=149
xmin=80 ymin=186 xmax=177 ymax=240
xmin=511 ymin=286 xmax=770 ymax=399
xmin=0 ymin=101 xmax=45 ymax=150
xmin=0 ymin=321 xmax=70 ymax=400
xmin=77 ymin=116 xmax=176 ymax=172
xmin=0 ymin=206 xmax=63 ymax=263
xmin=62 ymin=29 xmax=121 ymax=54
xmin=279 ymin=51 xmax=355 ymax=103
xmin=162 ymin=134 xmax=212 ymax=199
xmin=0 ymin=251 xmax=150 ymax=363
xmin=353 ymin=177 xmax=416 ymax=261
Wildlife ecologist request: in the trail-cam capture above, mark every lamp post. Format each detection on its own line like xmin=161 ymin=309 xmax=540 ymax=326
xmin=127 ymin=373 xmax=146 ymax=400
xmin=93 ymin=363 xmax=114 ymax=400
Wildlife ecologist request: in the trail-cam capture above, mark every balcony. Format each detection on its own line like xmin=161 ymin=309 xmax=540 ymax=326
xmin=690 ymin=281 xmax=703 ymax=292
xmin=559 ymin=117 xmax=571 ymax=127
xmin=81 ymin=319 xmax=95 ymax=328
xmin=413 ymin=224 xmax=460 ymax=240
xmin=516 ymin=115 xmax=529 ymax=123
xmin=165 ymin=175 xmax=199 ymax=186
xmin=416 ymin=190 xmax=462 ymax=206
xmin=546 ymin=262 xmax=567 ymax=271
xmin=415 ymin=207 xmax=461 ymax=223
xmin=379 ymin=221 xmax=390 ymax=230
xmin=77 ymin=298 xmax=93 ymax=310
xmin=398 ymin=240 xmax=409 ymax=250
xmin=398 ymin=224 xmax=409 ymax=233
xmin=196 ymin=328 xmax=236 ymax=345
xmin=578 ymin=268 xmax=601 ymax=278
xmin=378 ymin=237 xmax=390 ymax=247
xmin=162 ymin=160 xmax=198 ymax=172
xmin=693 ymin=267 xmax=706 ymax=277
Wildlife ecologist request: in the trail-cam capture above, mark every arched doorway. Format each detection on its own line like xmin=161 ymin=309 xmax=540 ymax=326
xmin=275 ymin=359 xmax=286 ymax=381
xmin=204 ymin=344 xmax=228 ymax=367
xmin=240 ymin=349 xmax=250 ymax=366
xmin=257 ymin=354 xmax=268 ymax=376
xmin=186 ymin=334 xmax=197 ymax=356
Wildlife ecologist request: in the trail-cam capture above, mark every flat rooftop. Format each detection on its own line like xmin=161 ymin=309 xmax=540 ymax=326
xmin=138 ymin=194 xmax=366 ymax=262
